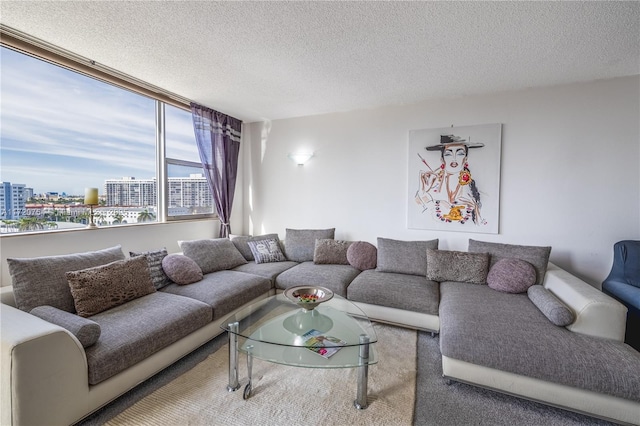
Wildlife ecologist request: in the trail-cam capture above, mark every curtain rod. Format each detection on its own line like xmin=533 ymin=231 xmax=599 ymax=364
xmin=0 ymin=25 xmax=191 ymax=112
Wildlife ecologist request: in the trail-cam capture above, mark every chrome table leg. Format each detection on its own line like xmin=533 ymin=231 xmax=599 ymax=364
xmin=244 ymin=345 xmax=254 ymax=399
xmin=354 ymin=334 xmax=370 ymax=409
xmin=227 ymin=322 xmax=240 ymax=392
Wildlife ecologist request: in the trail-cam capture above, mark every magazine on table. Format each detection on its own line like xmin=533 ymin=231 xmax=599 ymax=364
xmin=302 ymin=329 xmax=346 ymax=358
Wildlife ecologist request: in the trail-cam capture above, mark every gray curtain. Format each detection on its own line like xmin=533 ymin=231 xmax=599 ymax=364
xmin=190 ymin=103 xmax=242 ymax=238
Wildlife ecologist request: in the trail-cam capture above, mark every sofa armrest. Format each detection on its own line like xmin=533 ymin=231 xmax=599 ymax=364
xmin=543 ymin=263 xmax=627 ymax=341
xmin=1 ymin=303 xmax=90 ymax=426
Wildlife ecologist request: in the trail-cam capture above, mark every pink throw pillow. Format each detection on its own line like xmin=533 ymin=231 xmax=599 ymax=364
xmin=487 ymin=258 xmax=537 ymax=293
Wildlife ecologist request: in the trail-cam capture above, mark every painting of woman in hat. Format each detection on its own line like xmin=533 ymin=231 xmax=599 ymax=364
xmin=415 ymin=134 xmax=486 ymax=225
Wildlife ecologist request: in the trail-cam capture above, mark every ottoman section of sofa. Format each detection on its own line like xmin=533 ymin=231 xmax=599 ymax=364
xmin=274 ymin=261 xmax=361 ymax=297
xmin=439 ymin=282 xmax=640 ymax=402
xmin=85 ymin=291 xmax=212 ymax=385
xmin=347 ymin=270 xmax=440 ymax=315
xmin=161 ymin=270 xmax=272 ymax=320
xmin=232 ymin=260 xmax=299 ymax=282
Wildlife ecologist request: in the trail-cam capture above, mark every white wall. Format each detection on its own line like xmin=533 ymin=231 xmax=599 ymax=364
xmin=0 ymin=220 xmax=219 ymax=287
xmin=241 ymin=76 xmax=640 ymax=287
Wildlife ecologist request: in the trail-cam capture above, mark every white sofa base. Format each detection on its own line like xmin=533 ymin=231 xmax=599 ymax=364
xmin=442 ymin=355 xmax=640 ymax=426
xmin=1 ymin=290 xmax=274 ymax=426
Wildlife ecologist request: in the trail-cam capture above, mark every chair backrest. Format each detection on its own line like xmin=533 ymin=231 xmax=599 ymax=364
xmin=607 ymin=240 xmax=640 ymax=288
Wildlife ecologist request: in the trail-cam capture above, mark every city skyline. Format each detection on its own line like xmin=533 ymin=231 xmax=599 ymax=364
xmin=0 ymin=46 xmax=200 ymax=195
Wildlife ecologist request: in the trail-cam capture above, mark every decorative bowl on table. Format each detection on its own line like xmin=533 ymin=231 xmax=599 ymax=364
xmin=284 ymin=286 xmax=334 ymax=310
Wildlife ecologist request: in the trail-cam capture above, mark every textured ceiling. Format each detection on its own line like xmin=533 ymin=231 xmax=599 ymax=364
xmin=1 ymin=1 xmax=639 ymax=122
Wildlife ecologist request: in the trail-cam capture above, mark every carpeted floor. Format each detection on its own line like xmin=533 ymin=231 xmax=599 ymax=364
xmin=77 ymin=325 xmax=619 ymax=426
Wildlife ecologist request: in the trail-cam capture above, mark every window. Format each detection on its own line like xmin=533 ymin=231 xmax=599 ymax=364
xmin=0 ymin=45 xmax=213 ymax=234
xmin=165 ymin=105 xmax=214 ymax=218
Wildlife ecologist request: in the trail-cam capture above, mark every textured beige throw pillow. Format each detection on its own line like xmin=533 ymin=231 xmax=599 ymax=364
xmin=66 ymin=256 xmax=156 ymax=317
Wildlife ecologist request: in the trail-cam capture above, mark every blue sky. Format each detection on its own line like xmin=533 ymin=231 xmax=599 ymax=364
xmin=0 ymin=46 xmax=199 ymax=196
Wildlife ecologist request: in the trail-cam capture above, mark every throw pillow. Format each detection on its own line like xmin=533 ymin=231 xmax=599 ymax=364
xmin=66 ymin=256 xmax=156 ymax=317
xmin=376 ymin=237 xmax=439 ymax=276
xmin=528 ymin=285 xmax=575 ymax=326
xmin=346 ymin=241 xmax=378 ymax=270
xmin=487 ymin=258 xmax=537 ymax=293
xmin=7 ymin=245 xmax=126 ymax=313
xmin=230 ymin=233 xmax=280 ymax=261
xmin=179 ymin=238 xmax=248 ymax=274
xmin=426 ymin=249 xmax=490 ymax=284
xmin=30 ymin=305 xmax=101 ymax=348
xmin=162 ymin=254 xmax=203 ymax=285
xmin=313 ymin=239 xmax=352 ymax=265
xmin=247 ymin=238 xmax=288 ymax=264
xmin=468 ymin=239 xmax=551 ymax=285
xmin=129 ymin=248 xmax=172 ymax=290
xmin=284 ymin=228 xmax=336 ymax=262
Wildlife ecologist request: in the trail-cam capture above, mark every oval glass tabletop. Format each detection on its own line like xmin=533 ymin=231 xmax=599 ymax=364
xmin=220 ymin=292 xmax=378 ymax=368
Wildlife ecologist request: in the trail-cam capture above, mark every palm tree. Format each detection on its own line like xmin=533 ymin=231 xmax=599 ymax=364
xmin=137 ymin=209 xmax=156 ymax=223
xmin=18 ymin=217 xmax=45 ymax=231
xmin=113 ymin=212 xmax=124 ymax=224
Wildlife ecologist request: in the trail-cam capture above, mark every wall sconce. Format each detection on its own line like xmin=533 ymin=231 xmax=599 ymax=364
xmin=288 ymin=152 xmax=314 ymax=166
xmin=84 ymin=187 xmax=99 ymax=229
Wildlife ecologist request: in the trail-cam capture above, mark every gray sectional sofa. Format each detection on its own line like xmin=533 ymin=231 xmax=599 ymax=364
xmin=1 ymin=228 xmax=639 ymax=426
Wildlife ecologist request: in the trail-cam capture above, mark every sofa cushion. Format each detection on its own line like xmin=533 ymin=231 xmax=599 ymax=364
xmin=439 ymin=282 xmax=640 ymax=402
xmin=274 ymin=261 xmax=360 ymax=297
xmin=230 ymin=233 xmax=280 ymax=261
xmin=7 ymin=245 xmax=125 ymax=313
xmin=66 ymin=256 xmax=156 ymax=317
xmin=347 ymin=270 xmax=440 ymax=315
xmin=85 ymin=292 xmax=212 ymax=385
xmin=527 ymin=285 xmax=575 ymax=326
xmin=30 ymin=305 xmax=101 ymax=348
xmin=162 ymin=254 xmax=203 ymax=285
xmin=129 ymin=248 xmax=172 ymax=290
xmin=232 ymin=261 xmax=299 ymax=282
xmin=247 ymin=238 xmax=287 ymax=264
xmin=426 ymin=249 xmax=489 ymax=284
xmin=284 ymin=228 xmax=335 ymax=262
xmin=161 ymin=270 xmax=272 ymax=320
xmin=346 ymin=241 xmax=377 ymax=271
xmin=376 ymin=237 xmax=439 ymax=276
xmin=313 ymin=239 xmax=352 ymax=265
xmin=179 ymin=238 xmax=248 ymax=273
xmin=468 ymin=239 xmax=551 ymax=285
xmin=487 ymin=258 xmax=537 ymax=293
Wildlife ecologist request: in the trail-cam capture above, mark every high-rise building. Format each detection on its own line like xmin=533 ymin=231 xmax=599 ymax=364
xmin=0 ymin=182 xmax=26 ymax=219
xmin=105 ymin=177 xmax=157 ymax=207
xmin=104 ymin=175 xmax=212 ymax=212
xmin=168 ymin=174 xmax=213 ymax=208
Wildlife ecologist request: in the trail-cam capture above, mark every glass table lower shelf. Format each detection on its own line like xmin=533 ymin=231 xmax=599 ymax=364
xmin=220 ymin=292 xmax=378 ymax=409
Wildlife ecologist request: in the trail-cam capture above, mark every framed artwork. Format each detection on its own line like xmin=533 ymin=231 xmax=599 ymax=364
xmin=407 ymin=123 xmax=502 ymax=234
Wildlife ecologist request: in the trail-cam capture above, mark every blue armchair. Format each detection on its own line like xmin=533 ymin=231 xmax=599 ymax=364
xmin=602 ymin=240 xmax=640 ymax=351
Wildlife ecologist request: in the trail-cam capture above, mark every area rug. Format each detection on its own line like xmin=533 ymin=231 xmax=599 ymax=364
xmin=104 ymin=323 xmax=416 ymax=426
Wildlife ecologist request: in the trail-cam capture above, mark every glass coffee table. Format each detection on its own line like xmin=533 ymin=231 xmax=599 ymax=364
xmin=220 ymin=291 xmax=378 ymax=409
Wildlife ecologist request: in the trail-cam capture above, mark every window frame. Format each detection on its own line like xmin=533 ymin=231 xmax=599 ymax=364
xmin=1 ymin=27 xmax=217 ymax=231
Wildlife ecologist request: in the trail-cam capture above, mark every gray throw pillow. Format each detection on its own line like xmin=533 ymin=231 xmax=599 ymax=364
xmin=487 ymin=258 xmax=537 ymax=293
xmin=30 ymin=305 xmax=101 ymax=348
xmin=284 ymin=228 xmax=336 ymax=262
xmin=346 ymin=241 xmax=378 ymax=271
xmin=468 ymin=239 xmax=551 ymax=285
xmin=129 ymin=248 xmax=172 ymax=290
xmin=7 ymin=245 xmax=126 ymax=313
xmin=376 ymin=237 xmax=439 ymax=276
xmin=162 ymin=254 xmax=203 ymax=285
xmin=179 ymin=238 xmax=248 ymax=274
xmin=247 ymin=238 xmax=288 ymax=264
xmin=426 ymin=249 xmax=490 ymax=284
xmin=528 ymin=285 xmax=575 ymax=326
xmin=230 ymin=233 xmax=280 ymax=261
xmin=66 ymin=256 xmax=156 ymax=317
xmin=313 ymin=239 xmax=352 ymax=265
